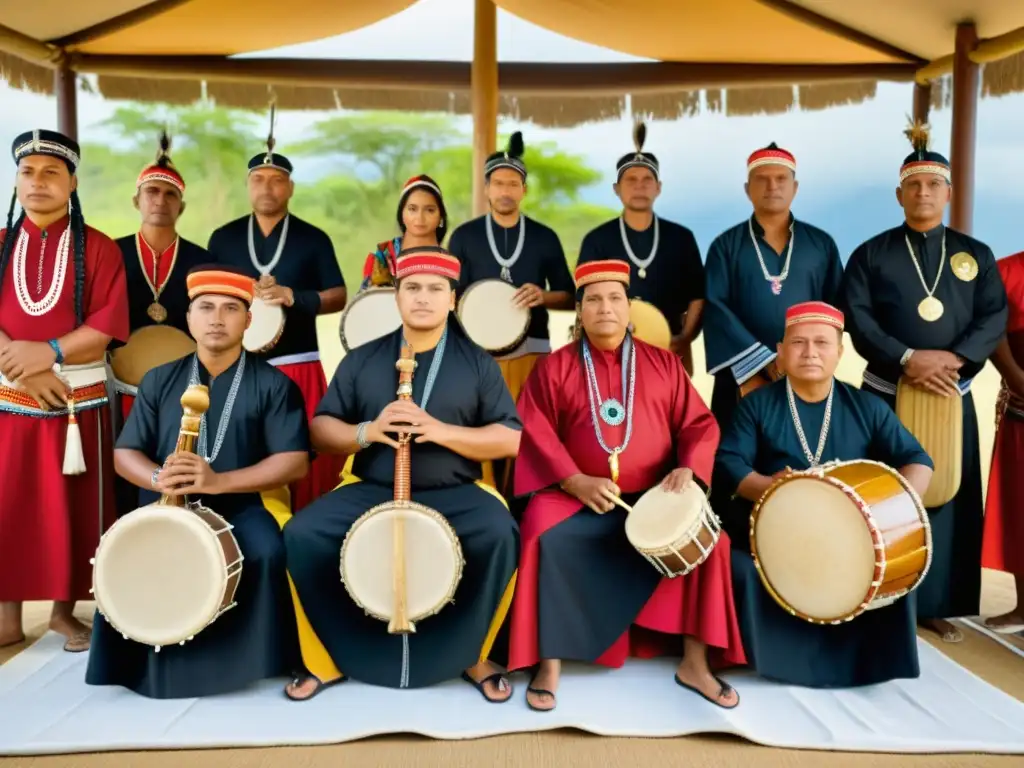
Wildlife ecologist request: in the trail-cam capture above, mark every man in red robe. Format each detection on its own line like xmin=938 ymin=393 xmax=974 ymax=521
xmin=982 ymin=250 xmax=1024 ymax=634
xmin=509 ymin=258 xmax=746 ymax=712
xmin=0 ymin=129 xmax=129 ymax=652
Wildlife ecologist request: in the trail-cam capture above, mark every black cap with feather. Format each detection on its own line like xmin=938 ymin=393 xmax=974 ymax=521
xmin=899 ymin=118 xmax=950 ymax=184
xmin=247 ymin=104 xmax=293 ymax=176
xmin=616 ymin=121 xmax=659 ymax=182
xmin=484 ymin=131 xmax=527 ymax=180
xmin=137 ymin=129 xmax=185 ymax=192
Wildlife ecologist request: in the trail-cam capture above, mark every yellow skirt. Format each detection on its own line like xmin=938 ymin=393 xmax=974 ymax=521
xmin=481 ymin=353 xmax=544 ymax=494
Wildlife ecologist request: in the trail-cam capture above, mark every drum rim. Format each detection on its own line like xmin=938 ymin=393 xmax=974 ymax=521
xmin=750 ymin=460 xmax=879 ymax=624
xmin=243 ymin=296 xmax=286 ymax=353
xmin=92 ymin=503 xmax=233 ymax=646
xmin=339 ymin=499 xmax=465 ymax=623
xmin=338 ymin=286 xmax=401 ymax=353
xmin=456 ymin=278 xmax=530 ymax=355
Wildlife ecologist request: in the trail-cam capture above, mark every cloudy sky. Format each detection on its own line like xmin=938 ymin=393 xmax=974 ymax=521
xmin=1 ymin=0 xmax=1023 ymax=257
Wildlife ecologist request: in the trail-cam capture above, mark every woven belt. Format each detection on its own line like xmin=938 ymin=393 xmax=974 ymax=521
xmin=0 ymin=362 xmax=109 ymax=418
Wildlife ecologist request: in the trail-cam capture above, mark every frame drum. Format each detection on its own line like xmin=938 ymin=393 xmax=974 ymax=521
xmin=110 ymin=326 xmax=197 ymax=388
xmin=629 ymin=300 xmax=672 ymax=349
xmin=457 ymin=279 xmax=530 ymax=355
xmin=91 ymin=503 xmax=244 ymax=649
xmin=340 ymin=501 xmax=464 ymax=623
xmin=339 ymin=287 xmax=403 ymax=353
xmin=895 ymin=377 xmax=963 ymax=507
xmin=244 ymin=297 xmax=286 ymax=354
xmin=751 ymin=460 xmax=932 ymax=625
xmin=624 ymin=484 xmax=721 ymax=577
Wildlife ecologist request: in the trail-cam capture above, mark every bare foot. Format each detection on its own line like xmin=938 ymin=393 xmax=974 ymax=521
xmin=920 ymin=618 xmax=963 ymax=643
xmin=464 ymin=660 xmax=512 ymax=703
xmin=0 ymin=631 xmax=25 ymax=648
xmin=0 ymin=602 xmax=23 ymax=647
xmin=526 ymin=659 xmax=560 ymax=712
xmin=984 ymin=610 xmax=1024 ymax=633
xmin=675 ymin=661 xmax=739 ymax=709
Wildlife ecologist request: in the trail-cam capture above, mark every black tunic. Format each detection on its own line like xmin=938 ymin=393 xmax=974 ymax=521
xmin=715 ymin=379 xmax=932 ymax=687
xmin=85 ymin=353 xmax=310 ymax=698
xmin=577 ymin=216 xmax=705 ymax=336
xmin=840 ymin=223 xmax=1008 ymax=619
xmin=114 ymin=235 xmax=209 ymax=336
xmin=283 ymin=320 xmax=521 ymax=688
xmin=207 ymin=214 xmax=344 ymax=361
xmin=449 ymin=214 xmax=574 ymax=347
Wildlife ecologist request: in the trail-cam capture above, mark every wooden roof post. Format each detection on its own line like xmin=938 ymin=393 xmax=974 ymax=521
xmin=54 ymin=60 xmax=78 ymax=141
xmin=949 ymin=22 xmax=978 ymax=234
xmin=471 ymin=0 xmax=498 ymax=219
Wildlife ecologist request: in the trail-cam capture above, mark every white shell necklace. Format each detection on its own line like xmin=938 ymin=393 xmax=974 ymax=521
xmin=485 ymin=213 xmax=526 ymax=283
xmin=786 ymin=377 xmax=834 ymax=467
xmin=748 ymin=216 xmax=794 ymax=296
xmin=248 ymin=214 xmax=290 ymax=276
xmin=13 ymin=225 xmax=71 ymax=317
xmin=619 ymin=215 xmax=658 ymax=279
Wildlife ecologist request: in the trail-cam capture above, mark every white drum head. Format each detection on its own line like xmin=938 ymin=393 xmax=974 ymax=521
xmin=342 ymin=505 xmax=461 ymax=621
xmin=625 ymin=484 xmax=705 ymax=550
xmin=341 ymin=288 xmax=402 ymax=352
xmin=458 ymin=280 xmax=529 ymax=352
xmin=93 ymin=504 xmax=229 ymax=646
xmin=755 ymin=478 xmax=876 ymax=619
xmin=244 ymin=297 xmax=284 ymax=352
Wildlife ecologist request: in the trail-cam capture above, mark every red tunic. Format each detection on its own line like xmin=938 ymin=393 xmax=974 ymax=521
xmin=982 ymin=252 xmax=1024 ymax=578
xmin=509 ymin=338 xmax=746 ymax=670
xmin=0 ymin=216 xmax=129 ymax=600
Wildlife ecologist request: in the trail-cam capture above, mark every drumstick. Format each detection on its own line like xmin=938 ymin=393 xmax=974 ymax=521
xmin=158 ymin=384 xmax=210 ymax=507
xmin=388 ymin=345 xmax=417 ymax=635
xmin=605 ymin=493 xmax=634 ymax=514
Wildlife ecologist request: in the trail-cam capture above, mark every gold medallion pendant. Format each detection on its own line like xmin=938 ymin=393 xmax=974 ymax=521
xmin=147 ymin=301 xmax=168 ymax=323
xmin=608 ymin=449 xmax=621 ymax=484
xmin=918 ymin=296 xmax=944 ymax=322
xmin=950 ymin=252 xmax=978 ymax=282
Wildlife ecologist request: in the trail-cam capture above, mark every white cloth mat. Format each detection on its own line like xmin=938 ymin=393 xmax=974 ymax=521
xmin=1 ymin=633 xmax=1023 ymax=756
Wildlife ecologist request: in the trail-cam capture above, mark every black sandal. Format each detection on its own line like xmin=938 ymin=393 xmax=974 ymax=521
xmin=284 ymin=674 xmax=346 ymax=702
xmin=526 ymin=670 xmax=557 ymax=712
xmin=461 ymin=670 xmax=513 ymax=703
xmin=674 ymin=673 xmax=739 ymax=710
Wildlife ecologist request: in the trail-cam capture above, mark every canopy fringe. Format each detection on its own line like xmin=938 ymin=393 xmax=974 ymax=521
xmin=798 ymin=80 xmax=876 ymax=110
xmin=982 ymin=49 xmax=1024 ymax=98
xmin=725 ymin=86 xmax=795 ymax=117
xmin=630 ymin=91 xmax=701 ymax=121
xmin=96 ymin=74 xmax=201 ymax=104
xmin=0 ymin=51 xmax=53 ymax=94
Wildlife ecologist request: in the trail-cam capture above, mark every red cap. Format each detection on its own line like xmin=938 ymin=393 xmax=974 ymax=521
xmin=394 ymin=246 xmax=461 ymax=282
xmin=747 ymin=143 xmax=796 ymax=174
xmin=401 ymin=174 xmax=443 ymax=200
xmin=574 ymin=259 xmax=631 ymax=290
xmin=137 ymin=163 xmax=185 ymax=194
xmin=785 ymin=301 xmax=844 ymax=331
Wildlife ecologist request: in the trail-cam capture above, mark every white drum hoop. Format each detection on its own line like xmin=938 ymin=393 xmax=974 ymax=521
xmin=90 ymin=503 xmax=244 ymax=650
xmin=339 ymin=287 xmax=403 ymax=353
xmin=457 ymin=279 xmax=530 ymax=355
xmin=625 ymin=487 xmax=721 ymax=578
xmin=244 ymin=297 xmax=286 ymax=353
xmin=339 ymin=500 xmax=465 ymax=623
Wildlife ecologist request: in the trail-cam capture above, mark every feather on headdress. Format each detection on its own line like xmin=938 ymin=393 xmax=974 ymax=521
xmin=903 ymin=117 xmax=931 ymax=157
xmin=633 ymin=121 xmax=647 ymax=157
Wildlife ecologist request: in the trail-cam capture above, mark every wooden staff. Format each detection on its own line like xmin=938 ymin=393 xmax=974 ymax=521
xmin=158 ymin=384 xmax=210 ymax=507
xmin=388 ymin=345 xmax=417 ymax=634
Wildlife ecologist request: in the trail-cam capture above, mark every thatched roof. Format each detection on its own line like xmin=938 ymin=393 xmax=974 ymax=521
xmin=1 ymin=0 xmax=1023 ymax=126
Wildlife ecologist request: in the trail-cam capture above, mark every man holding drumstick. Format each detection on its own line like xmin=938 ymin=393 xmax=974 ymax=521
xmin=448 ymin=131 xmax=575 ymax=494
xmin=207 ymin=117 xmax=347 ymax=510
xmin=86 ymin=265 xmax=310 ymax=698
xmin=508 ymin=259 xmax=745 ymax=713
xmin=715 ymin=301 xmax=933 ymax=687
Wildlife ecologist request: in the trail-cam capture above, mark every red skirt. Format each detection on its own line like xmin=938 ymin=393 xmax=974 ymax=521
xmin=982 ymin=415 xmax=1024 ymax=577
xmin=0 ymin=407 xmax=115 ymax=601
xmin=274 ymin=359 xmax=346 ymax=511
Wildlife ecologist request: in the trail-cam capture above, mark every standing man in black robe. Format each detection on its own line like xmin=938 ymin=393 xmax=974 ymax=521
xmin=576 ymin=122 xmax=705 ymax=374
xmin=840 ymin=122 xmax=1008 ymax=643
xmin=283 ymin=246 xmax=521 ymax=702
xmin=448 ymin=131 xmax=575 ymax=495
xmin=86 ymin=265 xmax=310 ymax=698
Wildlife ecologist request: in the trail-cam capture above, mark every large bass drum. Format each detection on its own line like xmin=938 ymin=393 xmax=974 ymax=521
xmin=91 ymin=502 xmax=243 ymax=650
xmin=751 ymin=460 xmax=932 ymax=625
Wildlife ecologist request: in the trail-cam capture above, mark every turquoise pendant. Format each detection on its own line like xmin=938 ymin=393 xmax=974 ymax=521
xmin=600 ymin=398 xmax=625 ymax=426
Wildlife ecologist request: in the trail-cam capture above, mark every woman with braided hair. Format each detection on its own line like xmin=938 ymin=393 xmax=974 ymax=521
xmin=0 ymin=129 xmax=129 ymax=653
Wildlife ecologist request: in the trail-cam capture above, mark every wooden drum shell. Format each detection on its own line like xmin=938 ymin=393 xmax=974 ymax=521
xmin=895 ymin=377 xmax=962 ymax=508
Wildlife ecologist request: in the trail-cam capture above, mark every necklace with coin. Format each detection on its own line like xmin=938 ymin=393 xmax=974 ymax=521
xmin=137 ymin=233 xmax=179 ymax=323
xmin=904 ymin=232 xmax=946 ymax=322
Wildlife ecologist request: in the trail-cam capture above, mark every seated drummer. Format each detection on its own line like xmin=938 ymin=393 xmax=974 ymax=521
xmin=85 ymin=265 xmax=310 ymax=699
xmin=283 ymin=246 xmax=521 ymax=701
xmin=714 ymin=301 xmax=933 ymax=688
xmin=508 ymin=259 xmax=746 ymax=713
